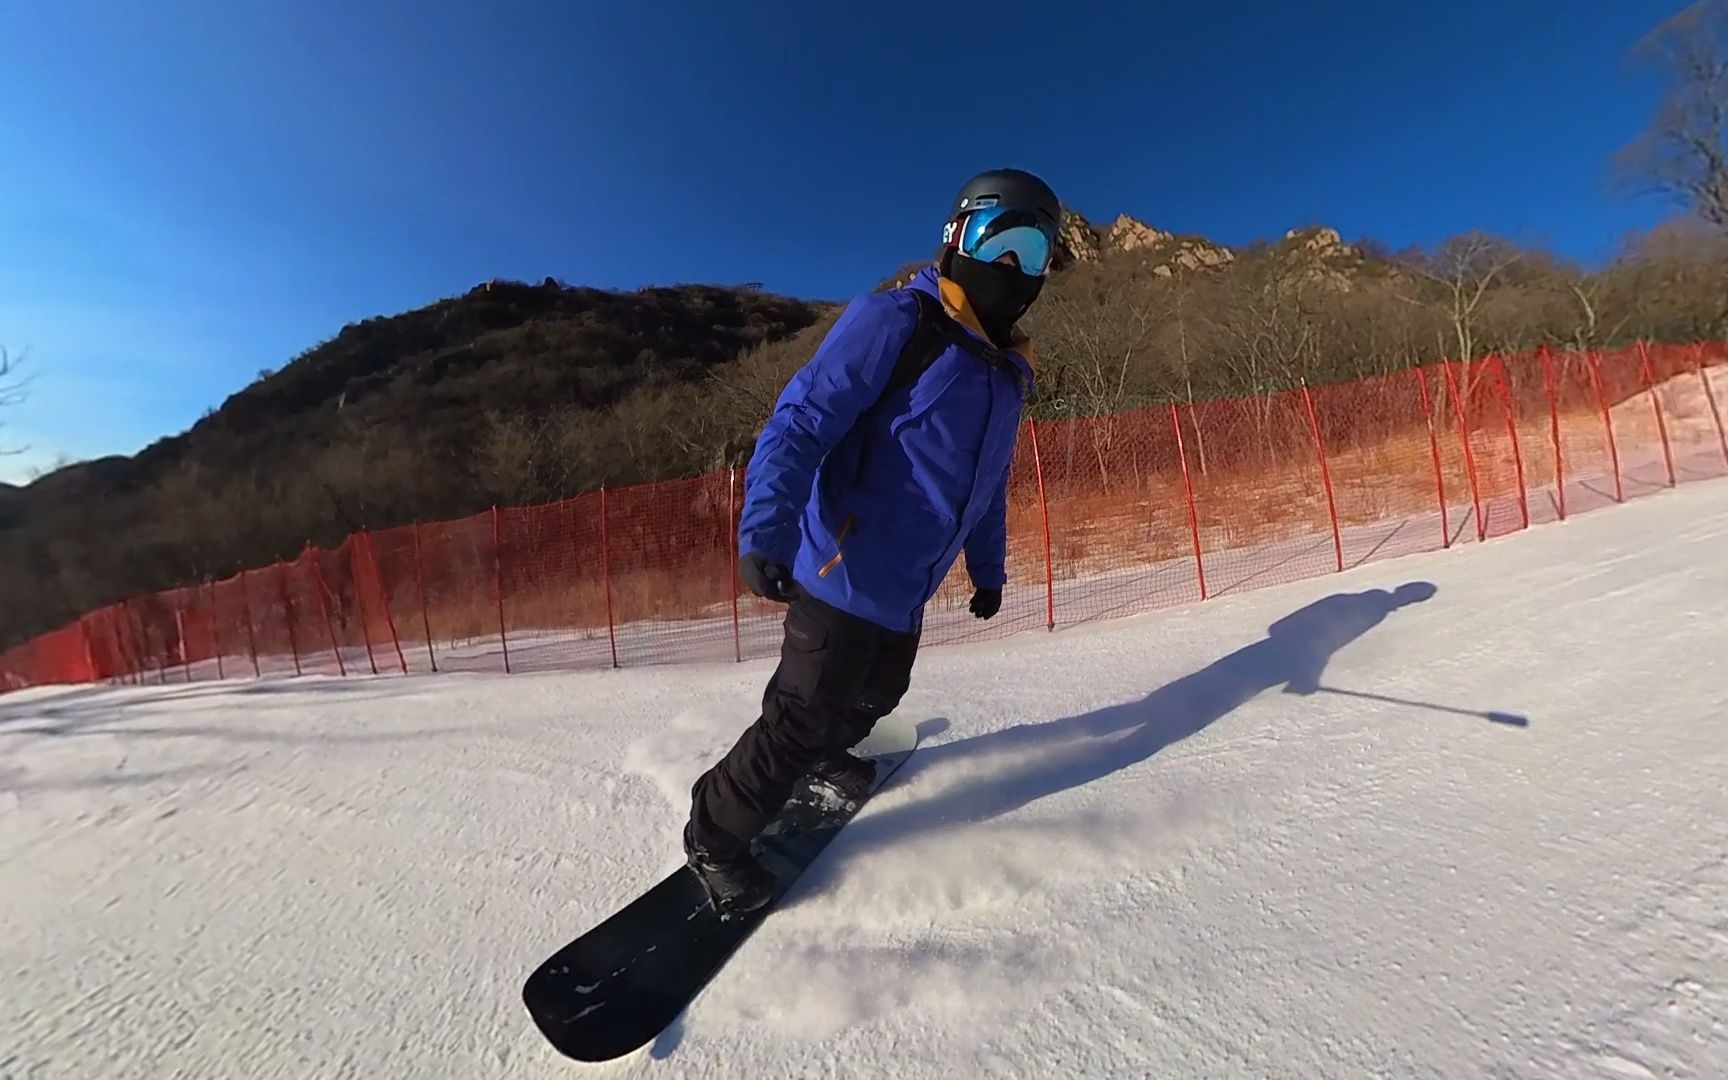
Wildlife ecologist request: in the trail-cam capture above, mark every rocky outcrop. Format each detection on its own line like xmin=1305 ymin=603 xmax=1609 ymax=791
xmin=886 ymin=209 xmax=1234 ymax=280
xmin=1105 ymin=214 xmax=1172 ymax=253
xmin=1277 ymin=226 xmax=1359 ymax=291
xmin=1282 ymin=226 xmax=1356 ymax=260
xmin=1057 ymin=209 xmax=1102 ymax=266
xmin=1143 ymin=236 xmax=1237 ymax=278
xmin=1058 ymin=211 xmax=1237 ymax=277
xmin=1170 ymin=237 xmax=1235 ymax=270
xmin=987 ymin=211 xmax=1354 ymax=285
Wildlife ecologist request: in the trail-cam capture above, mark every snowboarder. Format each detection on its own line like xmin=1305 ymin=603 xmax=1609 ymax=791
xmin=684 ymin=168 xmax=1062 ymax=912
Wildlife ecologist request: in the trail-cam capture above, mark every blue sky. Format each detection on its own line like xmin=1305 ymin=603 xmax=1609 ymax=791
xmin=0 ymin=0 xmax=1687 ymax=482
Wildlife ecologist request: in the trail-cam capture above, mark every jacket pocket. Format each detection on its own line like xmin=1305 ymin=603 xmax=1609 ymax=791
xmin=783 ymin=597 xmax=828 ymax=656
xmin=817 ymin=516 xmax=856 ymax=579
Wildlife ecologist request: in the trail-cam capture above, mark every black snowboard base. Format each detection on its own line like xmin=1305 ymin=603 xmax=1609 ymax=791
xmin=522 ymin=721 xmax=917 ymax=1063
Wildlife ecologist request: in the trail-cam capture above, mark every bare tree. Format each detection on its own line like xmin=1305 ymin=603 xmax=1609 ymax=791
xmin=709 ymin=309 xmax=841 ymax=442
xmin=1168 ymin=283 xmax=1211 ymax=473
xmin=1 ymin=348 xmax=28 ymax=456
xmin=1600 ymin=217 xmax=1728 ymax=341
xmin=1028 ymin=265 xmax=1167 ymax=488
xmin=1618 ymin=1 xmax=1728 ymax=231
xmin=1564 ymin=274 xmax=1635 ymax=351
xmin=477 ymin=411 xmax=545 ymax=504
xmin=1035 ymin=266 xmax=1161 ymax=416
xmin=1405 ymin=233 xmax=1525 ymax=365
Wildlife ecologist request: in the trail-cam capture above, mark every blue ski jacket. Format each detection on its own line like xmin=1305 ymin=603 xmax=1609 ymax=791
xmin=738 ymin=266 xmax=1034 ymax=632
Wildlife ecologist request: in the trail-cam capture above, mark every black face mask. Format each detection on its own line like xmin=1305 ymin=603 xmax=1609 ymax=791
xmin=946 ymin=253 xmax=1044 ymax=347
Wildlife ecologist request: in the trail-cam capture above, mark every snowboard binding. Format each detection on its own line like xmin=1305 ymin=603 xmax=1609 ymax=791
xmin=683 ymin=825 xmax=779 ymax=917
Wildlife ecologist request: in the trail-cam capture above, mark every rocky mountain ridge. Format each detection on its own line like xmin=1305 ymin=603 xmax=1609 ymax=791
xmin=1059 ymin=210 xmax=1359 ymax=277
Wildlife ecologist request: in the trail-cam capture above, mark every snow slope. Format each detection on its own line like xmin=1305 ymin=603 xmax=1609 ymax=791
xmin=3 ymin=480 xmax=1726 ymax=1079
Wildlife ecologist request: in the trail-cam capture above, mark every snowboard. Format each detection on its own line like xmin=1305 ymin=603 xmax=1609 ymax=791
xmin=521 ymin=718 xmax=918 ymax=1063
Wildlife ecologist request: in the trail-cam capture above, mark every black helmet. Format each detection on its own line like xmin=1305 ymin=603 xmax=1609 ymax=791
xmin=941 ymin=168 xmax=1062 ymax=278
xmin=946 ymin=168 xmax=1061 ymax=230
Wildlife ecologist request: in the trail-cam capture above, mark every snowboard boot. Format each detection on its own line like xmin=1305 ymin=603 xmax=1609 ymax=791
xmin=683 ymin=823 xmax=777 ymax=916
xmin=808 ymin=750 xmax=877 ymax=805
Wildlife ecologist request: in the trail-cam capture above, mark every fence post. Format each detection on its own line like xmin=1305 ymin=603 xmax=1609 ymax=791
xmin=72 ymin=616 xmax=93 ymax=683
xmin=1635 ymin=340 xmax=1676 ymax=487
xmin=727 ymin=467 xmax=742 ymax=663
xmin=143 ymin=604 xmax=164 ymax=684
xmin=238 ymin=571 xmax=261 ymax=678
xmin=277 ymin=563 xmax=303 ymax=677
xmin=1441 ymin=360 xmax=1487 ymax=540
xmin=361 ymin=532 xmax=407 ymax=674
xmin=1169 ymin=404 xmax=1208 ymax=599
xmin=129 ymin=612 xmax=150 ymax=684
xmin=306 ymin=548 xmax=347 ymax=677
xmin=348 ymin=536 xmax=380 ymax=676
xmin=491 ymin=506 xmax=511 ymax=674
xmin=115 ymin=604 xmax=135 ymax=684
xmin=1585 ymin=350 xmax=1624 ymax=503
xmin=72 ymin=612 xmax=97 ymax=684
xmin=109 ymin=604 xmax=131 ymax=685
xmin=113 ymin=612 xmax=130 ymax=684
xmin=411 ymin=522 xmax=437 ymax=673
xmin=1027 ymin=420 xmax=1056 ymax=630
xmin=599 ymin=486 xmax=620 ymax=668
xmin=156 ymin=611 xmax=169 ymax=684
xmin=96 ymin=609 xmax=117 ymax=684
xmin=204 ymin=581 xmax=226 ymax=681
xmin=131 ymin=601 xmax=154 ymax=685
xmin=183 ymin=599 xmax=198 ymax=681
xmin=174 ymin=607 xmax=192 ymax=683
xmin=93 ymin=607 xmax=120 ymax=685
xmin=1491 ymin=355 xmax=1530 ymax=530
xmin=102 ymin=607 xmax=125 ymax=682
xmin=125 ymin=605 xmax=141 ymax=684
xmin=1537 ymin=346 xmax=1566 ymax=520
xmin=77 ymin=616 xmax=100 ymax=684
xmin=1299 ymin=381 xmax=1344 ymax=572
xmin=183 ymin=601 xmax=198 ymax=681
xmin=124 ymin=600 xmax=164 ymax=686
xmin=1413 ymin=366 xmax=1451 ymax=547
xmin=1694 ymin=343 xmax=1728 ymax=469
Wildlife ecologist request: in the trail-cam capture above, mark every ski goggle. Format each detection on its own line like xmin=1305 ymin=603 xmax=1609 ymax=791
xmin=948 ymin=204 xmax=1057 ymax=277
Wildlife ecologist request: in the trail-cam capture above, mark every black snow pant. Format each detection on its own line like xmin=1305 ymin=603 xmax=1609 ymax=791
xmin=687 ymin=592 xmax=920 ymax=860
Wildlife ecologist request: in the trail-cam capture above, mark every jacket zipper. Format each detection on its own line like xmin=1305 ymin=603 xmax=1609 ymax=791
xmin=924 ymin=363 xmax=997 ymax=602
xmin=818 ymin=516 xmax=855 ymax=578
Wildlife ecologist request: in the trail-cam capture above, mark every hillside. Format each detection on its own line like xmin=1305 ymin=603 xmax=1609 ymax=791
xmin=2 ymin=212 xmax=1725 ymax=650
xmin=0 ymin=279 xmax=826 ymax=647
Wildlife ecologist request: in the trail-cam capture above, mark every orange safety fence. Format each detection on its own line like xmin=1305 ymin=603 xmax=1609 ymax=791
xmin=5 ymin=340 xmax=1727 ymax=693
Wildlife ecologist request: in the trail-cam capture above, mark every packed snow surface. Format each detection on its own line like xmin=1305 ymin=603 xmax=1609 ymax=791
xmin=4 ymin=480 xmax=1726 ymax=1079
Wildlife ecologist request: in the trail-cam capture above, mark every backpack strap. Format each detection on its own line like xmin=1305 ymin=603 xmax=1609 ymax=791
xmin=869 ymin=286 xmax=1027 ymax=420
xmin=885 ymin=287 xmax=956 ymax=394
xmin=837 ymin=286 xmax=1026 ymax=484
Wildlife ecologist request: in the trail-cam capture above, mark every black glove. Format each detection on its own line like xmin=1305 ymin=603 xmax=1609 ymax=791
xmin=969 ymin=587 xmax=1002 ymax=620
xmin=740 ymin=553 xmax=797 ymax=603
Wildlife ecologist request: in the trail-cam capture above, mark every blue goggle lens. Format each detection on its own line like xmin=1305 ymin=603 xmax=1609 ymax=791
xmin=956 ymin=205 xmax=1055 ymax=277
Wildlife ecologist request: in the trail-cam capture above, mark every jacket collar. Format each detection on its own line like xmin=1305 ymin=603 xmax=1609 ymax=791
xmin=909 ymin=265 xmax=1037 ymax=368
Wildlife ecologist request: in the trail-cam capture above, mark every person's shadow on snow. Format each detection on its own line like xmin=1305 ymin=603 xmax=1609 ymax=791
xmin=825 ymin=582 xmax=1444 ymax=860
